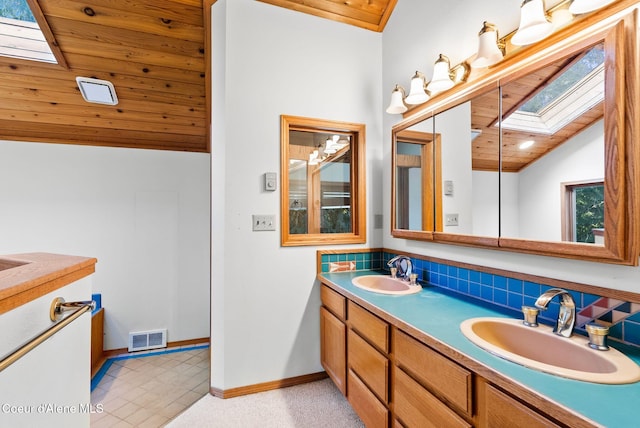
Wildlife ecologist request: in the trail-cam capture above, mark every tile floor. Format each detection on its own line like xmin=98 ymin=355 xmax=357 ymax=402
xmin=90 ymin=345 xmax=210 ymax=427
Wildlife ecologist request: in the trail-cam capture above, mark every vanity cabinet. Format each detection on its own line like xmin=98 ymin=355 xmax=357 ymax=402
xmin=320 ymin=284 xmax=391 ymax=427
xmin=320 ymin=281 xmax=582 ymax=428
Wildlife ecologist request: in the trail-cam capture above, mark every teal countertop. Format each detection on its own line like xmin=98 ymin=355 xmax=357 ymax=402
xmin=319 ymin=270 xmax=640 ymax=427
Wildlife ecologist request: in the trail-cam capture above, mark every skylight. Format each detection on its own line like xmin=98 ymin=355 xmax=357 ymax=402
xmin=0 ymin=0 xmax=57 ymax=63
xmin=502 ymin=45 xmax=605 ymax=135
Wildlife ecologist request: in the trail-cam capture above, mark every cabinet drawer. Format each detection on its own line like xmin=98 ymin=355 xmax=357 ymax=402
xmin=348 ymin=369 xmax=389 ymax=428
xmin=321 ymin=284 xmax=346 ymax=320
xmin=394 ymin=329 xmax=472 ymax=416
xmin=393 ymin=366 xmax=471 ymax=428
xmin=348 ymin=329 xmax=389 ymax=403
xmin=482 ymin=382 xmax=561 ymax=428
xmin=348 ymin=300 xmax=389 ymax=353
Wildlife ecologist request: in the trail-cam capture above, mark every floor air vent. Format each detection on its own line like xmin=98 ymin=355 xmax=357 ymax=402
xmin=128 ymin=329 xmax=167 ymax=352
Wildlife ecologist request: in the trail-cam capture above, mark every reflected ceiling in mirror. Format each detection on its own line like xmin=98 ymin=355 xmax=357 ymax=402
xmin=499 ymin=42 xmax=605 ymax=173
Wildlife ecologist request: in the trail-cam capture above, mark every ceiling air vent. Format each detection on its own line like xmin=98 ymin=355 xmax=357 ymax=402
xmin=128 ymin=329 xmax=167 ymax=352
xmin=76 ymin=76 xmax=119 ymax=105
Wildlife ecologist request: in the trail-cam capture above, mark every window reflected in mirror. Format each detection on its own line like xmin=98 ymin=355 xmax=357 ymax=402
xmin=281 ymin=115 xmax=366 ymax=246
xmin=562 ymin=180 xmax=604 ymax=244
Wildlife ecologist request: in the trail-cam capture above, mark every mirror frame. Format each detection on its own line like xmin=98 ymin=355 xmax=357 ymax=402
xmin=391 ymin=3 xmax=639 ymax=265
xmin=391 ymin=128 xmax=442 ymax=240
xmin=280 ymin=115 xmax=366 ymax=246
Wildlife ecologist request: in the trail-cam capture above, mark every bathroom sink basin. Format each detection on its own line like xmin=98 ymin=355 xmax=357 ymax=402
xmin=351 ymin=275 xmax=421 ymax=295
xmin=460 ymin=317 xmax=640 ymax=384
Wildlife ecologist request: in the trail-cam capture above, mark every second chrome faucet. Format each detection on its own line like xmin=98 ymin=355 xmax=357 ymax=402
xmin=533 ymin=288 xmax=576 ymax=338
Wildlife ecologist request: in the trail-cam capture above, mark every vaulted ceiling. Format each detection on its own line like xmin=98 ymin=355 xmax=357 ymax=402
xmin=0 ymin=0 xmax=209 ymax=152
xmin=0 ymin=0 xmax=398 ymax=153
xmin=256 ymin=0 xmax=398 ymax=32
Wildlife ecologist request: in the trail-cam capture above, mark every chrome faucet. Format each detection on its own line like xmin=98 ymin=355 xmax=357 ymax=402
xmin=534 ymin=288 xmax=576 ymax=338
xmin=387 ymin=255 xmax=412 ymax=280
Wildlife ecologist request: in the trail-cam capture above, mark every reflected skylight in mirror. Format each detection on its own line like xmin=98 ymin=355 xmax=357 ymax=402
xmin=0 ymin=0 xmax=56 ymax=63
xmin=502 ymin=44 xmax=605 ymax=135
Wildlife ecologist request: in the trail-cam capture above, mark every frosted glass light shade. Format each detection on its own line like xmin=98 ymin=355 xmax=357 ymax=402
xmin=569 ymin=0 xmax=615 ymax=14
xmin=386 ymin=85 xmax=407 ymax=114
xmin=405 ymin=72 xmax=429 ymax=105
xmin=471 ymin=22 xmax=504 ymax=68
xmin=427 ymin=54 xmax=454 ymax=93
xmin=511 ymin=0 xmax=554 ymax=46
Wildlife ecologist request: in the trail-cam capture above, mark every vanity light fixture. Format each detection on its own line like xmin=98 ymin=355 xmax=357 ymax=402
xmin=569 ymin=0 xmax=615 ymax=14
xmin=405 ymin=71 xmax=430 ymax=105
xmin=75 ymin=76 xmax=119 ymax=105
xmin=511 ymin=0 xmax=554 ymax=46
xmin=308 ymin=149 xmax=320 ymax=165
xmin=471 ymin=22 xmax=505 ymax=68
xmin=427 ymin=54 xmax=455 ymax=93
xmin=386 ymin=84 xmax=408 ymax=114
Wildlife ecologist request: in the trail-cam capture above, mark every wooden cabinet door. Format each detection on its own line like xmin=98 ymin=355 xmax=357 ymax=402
xmin=393 ymin=366 xmax=472 ymax=428
xmin=320 ymin=306 xmax=347 ymax=395
xmin=479 ymin=382 xmax=561 ymax=428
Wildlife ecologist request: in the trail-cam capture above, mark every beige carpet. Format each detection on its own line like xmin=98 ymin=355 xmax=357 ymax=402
xmin=167 ymin=378 xmax=364 ymax=427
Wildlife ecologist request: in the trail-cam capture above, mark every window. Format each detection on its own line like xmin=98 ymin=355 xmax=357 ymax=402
xmin=562 ymin=180 xmax=604 ymax=244
xmin=281 ymin=115 xmax=366 ymax=246
xmin=0 ymin=0 xmax=60 ymax=64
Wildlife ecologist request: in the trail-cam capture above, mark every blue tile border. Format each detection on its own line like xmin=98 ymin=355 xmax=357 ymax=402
xmin=91 ymin=344 xmax=209 ymax=391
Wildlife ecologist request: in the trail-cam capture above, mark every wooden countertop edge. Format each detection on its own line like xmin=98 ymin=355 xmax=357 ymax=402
xmin=318 ymin=274 xmax=599 ymax=428
xmin=0 ymin=253 xmax=97 ymax=315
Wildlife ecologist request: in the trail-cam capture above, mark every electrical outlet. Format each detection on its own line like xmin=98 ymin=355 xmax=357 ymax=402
xmin=252 ymin=214 xmax=276 ymax=231
xmin=445 ymin=213 xmax=459 ymax=226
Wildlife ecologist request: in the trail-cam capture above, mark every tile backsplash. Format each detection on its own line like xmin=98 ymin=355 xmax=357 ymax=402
xmin=319 ymin=250 xmax=640 ymax=348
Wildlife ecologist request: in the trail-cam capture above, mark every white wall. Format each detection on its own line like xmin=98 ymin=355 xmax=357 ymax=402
xmin=211 ymin=0 xmax=382 ymax=390
xmin=438 ymin=101 xmax=473 ymax=234
xmin=382 ymin=0 xmax=640 ymax=291
xmin=515 ymin=120 xmax=604 ymax=241
xmin=0 ymin=141 xmax=210 ymax=350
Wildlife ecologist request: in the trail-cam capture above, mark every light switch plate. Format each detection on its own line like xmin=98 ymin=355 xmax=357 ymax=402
xmin=252 ymin=214 xmax=276 ymax=231
xmin=264 ymin=172 xmax=277 ymax=191
xmin=444 ymin=180 xmax=454 ymax=196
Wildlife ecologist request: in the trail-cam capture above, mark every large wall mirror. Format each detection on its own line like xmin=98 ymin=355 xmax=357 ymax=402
xmin=391 ymin=7 xmax=638 ymax=265
xmin=281 ymin=115 xmax=366 ymax=246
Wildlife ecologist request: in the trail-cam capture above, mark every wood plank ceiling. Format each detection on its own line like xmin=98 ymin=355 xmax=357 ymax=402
xmin=0 ymin=0 xmax=397 ymax=153
xmin=471 ymin=47 xmax=604 ymax=172
xmin=257 ymin=0 xmax=398 ymax=32
xmin=0 ymin=0 xmax=208 ymax=152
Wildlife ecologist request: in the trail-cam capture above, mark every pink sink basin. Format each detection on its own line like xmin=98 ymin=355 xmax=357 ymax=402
xmin=460 ymin=317 xmax=640 ymax=384
xmin=351 ymin=275 xmax=421 ymax=295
